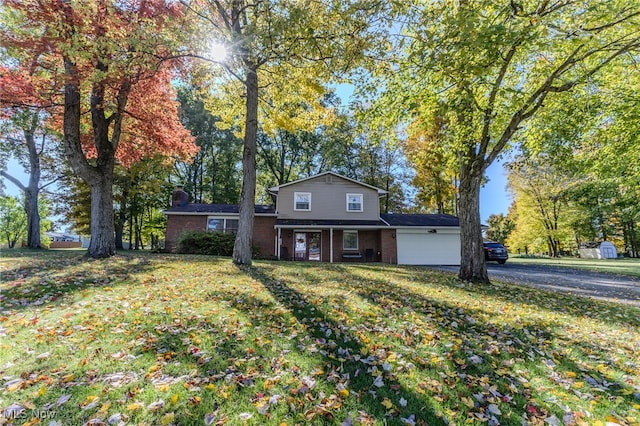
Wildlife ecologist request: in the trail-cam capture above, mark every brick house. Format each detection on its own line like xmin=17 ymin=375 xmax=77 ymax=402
xmin=164 ymin=172 xmax=461 ymax=265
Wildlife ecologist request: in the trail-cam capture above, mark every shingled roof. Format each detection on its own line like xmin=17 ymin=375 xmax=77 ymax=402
xmin=164 ymin=204 xmax=276 ymax=215
xmin=380 ymin=213 xmax=459 ymax=227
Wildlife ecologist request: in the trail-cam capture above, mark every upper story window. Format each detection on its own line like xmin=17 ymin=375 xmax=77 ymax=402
xmin=294 ymin=192 xmax=311 ymax=211
xmin=207 ymin=217 xmax=239 ymax=233
xmin=346 ymin=193 xmax=363 ymax=212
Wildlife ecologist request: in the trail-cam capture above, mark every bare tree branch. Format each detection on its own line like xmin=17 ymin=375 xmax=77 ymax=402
xmin=0 ymin=170 xmax=26 ymax=191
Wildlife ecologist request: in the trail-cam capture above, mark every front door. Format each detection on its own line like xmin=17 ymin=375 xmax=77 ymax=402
xmin=294 ymin=232 xmax=321 ymax=261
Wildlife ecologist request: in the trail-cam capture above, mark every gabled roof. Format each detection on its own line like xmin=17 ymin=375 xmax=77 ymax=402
xmin=380 ymin=213 xmax=460 ymax=227
xmin=268 ymin=171 xmax=388 ymax=195
xmin=164 ymin=204 xmax=276 ymax=215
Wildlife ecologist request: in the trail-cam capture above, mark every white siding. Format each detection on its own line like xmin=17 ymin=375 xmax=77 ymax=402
xmin=396 ymin=229 xmax=460 ymax=265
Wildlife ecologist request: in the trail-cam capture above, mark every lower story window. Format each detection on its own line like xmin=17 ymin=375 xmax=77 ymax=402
xmin=207 ymin=217 xmax=239 ymax=233
xmin=343 ymin=230 xmax=358 ymax=250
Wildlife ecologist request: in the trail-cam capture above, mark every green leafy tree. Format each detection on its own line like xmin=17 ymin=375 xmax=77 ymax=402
xmin=184 ymin=0 xmax=388 ymax=264
xmin=54 ymin=168 xmax=91 ymax=237
xmin=56 ymin=158 xmax=171 ymax=251
xmin=507 ymin=155 xmax=581 ymax=257
xmin=1 ymin=0 xmax=198 ymax=258
xmin=363 ymin=0 xmax=640 ymax=282
xmin=175 ymin=88 xmax=242 ymax=204
xmin=0 ymin=110 xmax=60 ymax=249
xmin=485 ymin=213 xmax=515 ymax=246
xmin=574 ymin=66 xmax=640 ymax=257
xmin=119 ymin=159 xmax=171 ymax=250
xmin=0 ymin=195 xmax=27 ymax=248
xmin=517 ymin=65 xmax=639 ymax=257
xmin=404 ymin=116 xmax=458 ymax=214
xmin=346 ymin=133 xmax=410 ymax=214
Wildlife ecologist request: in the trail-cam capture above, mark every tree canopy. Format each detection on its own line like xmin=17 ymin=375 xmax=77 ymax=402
xmin=359 ymin=0 xmax=640 ymax=281
xmin=183 ymin=0 xmax=388 ymax=264
xmin=1 ymin=0 xmax=198 ymax=258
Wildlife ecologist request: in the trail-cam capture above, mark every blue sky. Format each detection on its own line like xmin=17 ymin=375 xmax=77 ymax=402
xmin=480 ymin=160 xmax=511 ymax=222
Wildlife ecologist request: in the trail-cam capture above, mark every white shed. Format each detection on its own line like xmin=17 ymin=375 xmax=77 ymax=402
xmin=598 ymin=241 xmax=617 ymax=258
xmin=578 ymin=241 xmax=618 ymax=259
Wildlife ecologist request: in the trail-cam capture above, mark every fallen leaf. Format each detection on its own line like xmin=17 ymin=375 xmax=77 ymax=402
xmin=126 ymin=402 xmax=144 ymax=411
xmin=161 ymin=412 xmax=175 ymax=425
xmin=56 ymin=394 xmax=72 ymax=407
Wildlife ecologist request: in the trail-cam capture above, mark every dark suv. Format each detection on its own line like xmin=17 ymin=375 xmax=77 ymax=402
xmin=483 ymin=242 xmax=508 ymax=264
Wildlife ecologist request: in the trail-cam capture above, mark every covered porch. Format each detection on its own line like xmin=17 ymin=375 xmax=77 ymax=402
xmin=274 ymin=220 xmax=396 ymax=263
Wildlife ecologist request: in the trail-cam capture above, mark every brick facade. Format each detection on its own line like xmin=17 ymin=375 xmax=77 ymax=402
xmin=379 ymin=229 xmax=397 ymax=264
xmin=164 ymin=214 xmax=277 ymax=257
xmin=164 ymin=215 xmax=207 ymax=252
xmin=253 ymin=216 xmax=277 ymax=258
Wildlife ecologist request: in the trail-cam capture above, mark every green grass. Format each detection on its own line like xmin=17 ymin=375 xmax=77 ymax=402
xmin=510 ymin=256 xmax=640 ymax=277
xmin=1 ymin=250 xmax=639 ymax=426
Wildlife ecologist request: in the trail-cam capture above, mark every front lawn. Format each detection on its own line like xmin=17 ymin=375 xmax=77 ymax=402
xmin=1 ymin=251 xmax=639 ymax=425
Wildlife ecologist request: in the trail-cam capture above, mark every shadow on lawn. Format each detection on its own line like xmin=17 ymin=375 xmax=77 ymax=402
xmin=412 ymin=265 xmax=640 ymax=328
xmin=0 ymin=251 xmax=157 ymax=312
xmin=344 ymin=262 xmax=640 ymax=328
xmin=338 ymin=264 xmax=640 ymax=419
xmin=245 ymin=262 xmax=638 ymax=422
xmin=240 ymin=264 xmax=447 ymax=425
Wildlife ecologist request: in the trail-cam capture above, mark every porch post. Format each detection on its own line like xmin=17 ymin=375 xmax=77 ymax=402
xmin=330 ymin=228 xmax=334 ymax=263
xmin=276 ymin=227 xmax=281 ymax=259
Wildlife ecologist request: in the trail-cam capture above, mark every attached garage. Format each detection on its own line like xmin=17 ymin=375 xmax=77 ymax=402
xmin=381 ymin=214 xmax=461 ymax=265
xmin=396 ymin=229 xmax=461 ymax=265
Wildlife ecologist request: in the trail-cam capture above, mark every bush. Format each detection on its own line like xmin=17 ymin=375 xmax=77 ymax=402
xmin=176 ymin=231 xmax=235 ymax=256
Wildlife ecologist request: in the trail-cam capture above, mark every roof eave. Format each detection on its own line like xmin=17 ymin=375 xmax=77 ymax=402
xmin=269 ymin=171 xmax=388 ymax=195
xmin=163 ymin=211 xmax=277 ymax=216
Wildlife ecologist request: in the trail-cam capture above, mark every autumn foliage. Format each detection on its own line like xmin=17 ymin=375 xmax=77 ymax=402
xmin=43 ymin=68 xmax=199 ymax=168
xmin=1 ymin=0 xmax=198 ymax=167
xmin=1 ymin=0 xmax=199 ymax=258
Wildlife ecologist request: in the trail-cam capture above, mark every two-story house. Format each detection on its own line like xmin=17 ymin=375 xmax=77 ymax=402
xmin=164 ymin=172 xmax=461 ymax=265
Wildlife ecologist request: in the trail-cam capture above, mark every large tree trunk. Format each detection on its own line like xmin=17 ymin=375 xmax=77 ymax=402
xmin=24 ymin=127 xmax=43 ymax=249
xmin=233 ymin=65 xmax=258 ymax=265
xmin=0 ymin=169 xmax=42 ymax=249
xmin=88 ymin=174 xmax=116 ymax=258
xmin=1 ymin=116 xmax=44 ymax=249
xmin=458 ymin=161 xmax=489 ymax=283
xmin=63 ymin=58 xmax=120 ymax=259
xmin=24 ymin=187 xmax=41 ymax=249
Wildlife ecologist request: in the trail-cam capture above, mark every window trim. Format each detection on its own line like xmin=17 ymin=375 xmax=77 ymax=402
xmin=206 ymin=216 xmax=239 ymax=233
xmin=343 ymin=230 xmax=359 ymax=250
xmin=294 ymin=192 xmax=312 ymax=211
xmin=346 ymin=193 xmax=363 ymax=212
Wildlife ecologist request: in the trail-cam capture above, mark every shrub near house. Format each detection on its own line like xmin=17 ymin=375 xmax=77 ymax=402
xmin=177 ymin=231 xmax=235 ymax=255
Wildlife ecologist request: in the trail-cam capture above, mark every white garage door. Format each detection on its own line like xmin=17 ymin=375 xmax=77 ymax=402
xmin=396 ymin=230 xmax=461 ymax=265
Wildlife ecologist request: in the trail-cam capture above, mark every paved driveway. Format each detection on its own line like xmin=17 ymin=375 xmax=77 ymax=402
xmin=431 ymin=263 xmax=640 ymax=307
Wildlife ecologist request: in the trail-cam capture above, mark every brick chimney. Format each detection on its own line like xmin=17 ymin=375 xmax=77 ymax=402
xmin=171 ymin=185 xmax=189 ymax=207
